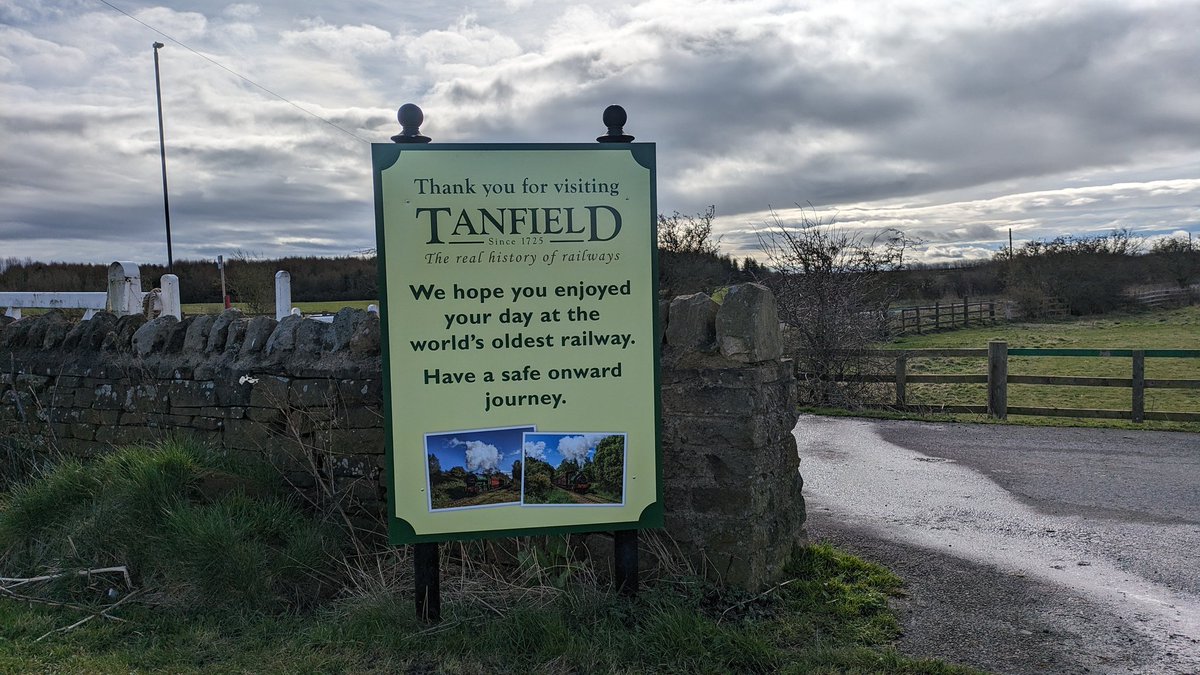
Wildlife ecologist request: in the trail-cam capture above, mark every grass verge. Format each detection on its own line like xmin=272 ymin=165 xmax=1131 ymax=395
xmin=0 ymin=441 xmax=976 ymax=674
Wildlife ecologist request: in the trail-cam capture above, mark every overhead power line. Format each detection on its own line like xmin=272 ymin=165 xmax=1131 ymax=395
xmin=95 ymin=0 xmax=371 ymax=144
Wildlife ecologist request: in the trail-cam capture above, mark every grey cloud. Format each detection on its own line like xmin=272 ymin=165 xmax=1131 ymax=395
xmin=4 ymin=2 xmax=1200 ymax=267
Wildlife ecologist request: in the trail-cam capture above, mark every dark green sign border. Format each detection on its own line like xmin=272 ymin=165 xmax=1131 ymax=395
xmin=371 ymin=143 xmax=662 ymax=545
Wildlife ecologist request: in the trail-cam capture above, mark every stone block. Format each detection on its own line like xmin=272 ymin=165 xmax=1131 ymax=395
xmin=265 ymin=315 xmax=302 ymax=354
xmin=295 ymin=319 xmax=329 ymax=355
xmin=327 ymin=428 xmax=386 ymax=453
xmin=46 ymin=406 xmax=81 ymax=424
xmin=222 ymin=418 xmax=274 ymax=451
xmin=121 ymin=411 xmax=151 ymax=425
xmin=79 ymin=312 xmax=118 ymax=350
xmin=123 ymin=383 xmax=163 ymax=412
xmin=183 ymin=315 xmax=215 ymax=354
xmin=323 ymin=453 xmax=381 ymax=479
xmin=205 ymin=309 xmax=244 ymax=353
xmin=240 ymin=316 xmax=277 ymax=354
xmin=327 ymin=308 xmax=367 ymax=352
xmin=289 ymin=378 xmax=336 ymax=408
xmin=132 ymin=316 xmax=179 ymax=356
xmin=43 ymin=318 xmax=70 ymax=349
xmin=334 ymin=476 xmax=383 ymax=503
xmin=667 ymin=293 xmax=718 ymax=350
xmin=165 ymin=316 xmax=194 ymax=353
xmin=79 ymin=408 xmax=121 ymax=425
xmin=0 ymin=318 xmax=31 ymax=349
xmin=113 ymin=314 xmax=147 ymax=351
xmin=25 ymin=311 xmax=65 ymax=349
xmin=91 ymin=383 xmax=125 ymax=410
xmin=246 ymin=406 xmax=283 ymax=423
xmin=716 ymin=283 xmax=781 ymax=363
xmin=68 ymin=423 xmax=97 ymax=440
xmin=350 ymin=315 xmax=380 ymax=355
xmin=215 ymin=376 xmax=254 ymax=407
xmin=95 ymin=425 xmax=162 ymax=445
xmin=224 ymin=318 xmax=248 ymax=354
xmin=336 ymin=379 xmax=381 ymax=405
xmin=192 ymin=416 xmax=224 ymax=431
xmin=340 ymin=405 xmax=383 ymax=429
xmin=249 ymin=375 xmax=290 ymax=408
xmin=168 ymin=380 xmax=217 ymax=408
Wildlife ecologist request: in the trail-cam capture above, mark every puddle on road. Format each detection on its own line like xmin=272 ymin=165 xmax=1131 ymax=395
xmin=795 ymin=415 xmax=1200 ymax=672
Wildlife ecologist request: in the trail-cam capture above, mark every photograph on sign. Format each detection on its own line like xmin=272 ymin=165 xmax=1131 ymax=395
xmin=373 ymin=143 xmax=661 ymax=544
xmin=520 ymin=432 xmax=626 ymax=507
xmin=424 ymin=425 xmax=534 ymax=511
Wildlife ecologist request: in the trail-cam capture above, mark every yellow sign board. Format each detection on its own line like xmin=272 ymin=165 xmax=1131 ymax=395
xmin=372 ymin=144 xmax=661 ymax=543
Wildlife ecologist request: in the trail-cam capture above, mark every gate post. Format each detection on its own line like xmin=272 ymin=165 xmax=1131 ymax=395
xmin=274 ymin=270 xmax=292 ymax=320
xmin=988 ymin=340 xmax=1008 ymax=419
xmin=1132 ymin=350 xmax=1145 ymax=423
xmin=160 ymin=274 xmax=181 ymax=319
xmin=106 ymin=261 xmax=142 ymax=316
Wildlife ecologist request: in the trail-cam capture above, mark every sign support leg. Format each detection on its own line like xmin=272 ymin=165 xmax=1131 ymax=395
xmin=614 ymin=530 xmax=638 ymax=597
xmin=415 ymin=542 xmax=441 ymax=622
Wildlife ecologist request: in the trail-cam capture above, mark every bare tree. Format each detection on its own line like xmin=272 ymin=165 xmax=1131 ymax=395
xmin=657 ymin=206 xmax=746 ymax=296
xmin=658 ymin=205 xmax=721 ymax=255
xmin=1002 ymin=229 xmax=1146 ymax=316
xmin=1150 ymin=234 xmax=1199 ymax=289
xmin=224 ymin=250 xmax=276 ymax=315
xmin=756 ymin=206 xmax=914 ymax=405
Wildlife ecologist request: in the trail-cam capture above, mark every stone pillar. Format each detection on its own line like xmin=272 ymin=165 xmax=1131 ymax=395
xmin=659 ymin=282 xmax=805 ymax=590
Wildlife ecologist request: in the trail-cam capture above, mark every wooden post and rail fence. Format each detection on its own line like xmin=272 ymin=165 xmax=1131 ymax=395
xmin=796 ymin=342 xmax=1200 ymax=423
xmin=890 ymin=298 xmax=1003 ymax=334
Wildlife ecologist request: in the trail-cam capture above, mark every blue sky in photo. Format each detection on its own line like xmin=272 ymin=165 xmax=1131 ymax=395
xmin=523 ymin=432 xmax=616 ymax=469
xmin=426 ymin=425 xmax=530 ymax=477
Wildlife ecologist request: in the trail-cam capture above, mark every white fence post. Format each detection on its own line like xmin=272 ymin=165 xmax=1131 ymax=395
xmin=275 ymin=271 xmax=292 ymax=321
xmin=106 ymin=261 xmax=142 ymax=317
xmin=4 ymin=307 xmax=20 ymax=320
xmin=160 ymin=274 xmax=182 ymax=319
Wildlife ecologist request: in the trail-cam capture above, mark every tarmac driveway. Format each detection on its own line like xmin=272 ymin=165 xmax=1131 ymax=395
xmin=794 ymin=415 xmax=1200 ymax=674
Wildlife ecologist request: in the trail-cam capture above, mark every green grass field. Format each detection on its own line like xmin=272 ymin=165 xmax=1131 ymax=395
xmin=0 ymin=441 xmax=974 ymax=674
xmin=180 ymin=300 xmax=376 ymax=316
xmin=867 ymin=305 xmax=1200 ymax=431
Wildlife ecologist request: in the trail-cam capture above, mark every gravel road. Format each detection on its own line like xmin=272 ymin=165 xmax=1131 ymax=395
xmin=794 ymin=415 xmax=1200 ymax=674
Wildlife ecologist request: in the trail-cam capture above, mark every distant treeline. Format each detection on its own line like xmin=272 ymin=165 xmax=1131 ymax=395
xmin=0 ymin=255 xmax=376 ymax=305
xmin=2 ymin=229 xmax=1195 ymax=315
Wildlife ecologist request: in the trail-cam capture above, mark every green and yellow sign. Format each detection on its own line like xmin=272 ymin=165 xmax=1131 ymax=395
xmin=372 ymin=144 xmax=661 ymax=544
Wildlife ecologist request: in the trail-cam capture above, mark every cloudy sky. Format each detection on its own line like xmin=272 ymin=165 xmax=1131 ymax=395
xmin=3 ymin=0 xmax=1198 ymax=266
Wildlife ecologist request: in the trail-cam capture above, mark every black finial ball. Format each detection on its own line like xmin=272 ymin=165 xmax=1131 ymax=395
xmin=398 ymin=103 xmax=424 ymax=129
xmin=602 ymin=105 xmax=627 ymax=129
xmin=597 ymin=104 xmax=634 ymax=143
xmin=393 ymin=103 xmax=431 ymax=143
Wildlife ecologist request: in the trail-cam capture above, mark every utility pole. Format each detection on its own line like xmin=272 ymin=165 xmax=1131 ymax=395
xmin=153 ymin=42 xmax=174 ymax=273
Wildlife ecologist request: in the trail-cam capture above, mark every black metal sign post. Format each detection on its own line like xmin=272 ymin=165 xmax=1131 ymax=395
xmin=414 ymin=541 xmax=441 ymax=622
xmin=391 ymin=104 xmax=440 ymax=623
xmin=597 ymin=105 xmax=639 ymax=598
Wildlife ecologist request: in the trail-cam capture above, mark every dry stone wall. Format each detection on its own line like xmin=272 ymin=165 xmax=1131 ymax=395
xmin=0 ymin=308 xmax=386 ymax=518
xmin=0 ymin=282 xmax=805 ymax=590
